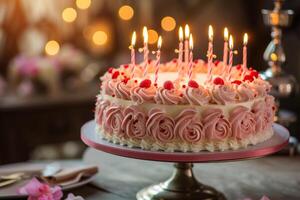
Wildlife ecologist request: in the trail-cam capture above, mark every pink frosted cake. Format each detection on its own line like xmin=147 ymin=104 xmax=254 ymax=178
xmin=94 ymin=59 xmax=275 ymax=152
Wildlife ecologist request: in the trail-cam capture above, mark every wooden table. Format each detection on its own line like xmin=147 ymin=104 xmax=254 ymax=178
xmin=64 ymin=148 xmax=300 ymax=200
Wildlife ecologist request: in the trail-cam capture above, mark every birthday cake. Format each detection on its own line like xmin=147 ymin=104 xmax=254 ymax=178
xmin=94 ymin=27 xmax=275 ymax=152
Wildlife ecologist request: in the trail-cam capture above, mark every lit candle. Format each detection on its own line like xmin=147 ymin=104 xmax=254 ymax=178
xmin=130 ymin=31 xmax=136 ymax=78
xmin=178 ymin=26 xmax=184 ymax=78
xmin=188 ymin=34 xmax=194 ymax=79
xmin=142 ymin=26 xmax=149 ymax=77
xmin=242 ymin=33 xmax=248 ymax=77
xmin=184 ymin=24 xmax=190 ymax=65
xmin=222 ymin=27 xmax=229 ymax=77
xmin=227 ymin=35 xmax=234 ymax=80
xmin=154 ymin=36 xmax=162 ymax=84
xmin=206 ymin=25 xmax=214 ymax=82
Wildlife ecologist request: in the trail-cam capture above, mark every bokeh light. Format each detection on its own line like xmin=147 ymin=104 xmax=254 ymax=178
xmin=92 ymin=31 xmax=108 ymax=45
xmin=76 ymin=0 xmax=91 ymax=10
xmin=118 ymin=5 xmax=134 ymax=20
xmin=62 ymin=8 xmax=77 ymax=23
xmin=45 ymin=40 xmax=60 ymax=56
xmin=161 ymin=16 xmax=176 ymax=31
xmin=148 ymin=29 xmax=158 ymax=44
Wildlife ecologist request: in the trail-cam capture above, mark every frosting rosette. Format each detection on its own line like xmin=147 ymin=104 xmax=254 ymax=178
xmin=130 ymin=85 xmax=156 ymax=104
xmin=121 ymin=106 xmax=147 ymax=139
xmin=252 ymin=100 xmax=269 ymax=132
xmin=202 ymin=108 xmax=231 ymax=140
xmin=174 ymin=109 xmax=204 ymax=143
xmin=236 ymin=83 xmax=255 ymax=102
xmin=265 ymin=95 xmax=275 ymax=125
xmin=146 ymin=108 xmax=175 ymax=143
xmin=95 ymin=99 xmax=110 ymax=126
xmin=183 ymin=86 xmax=211 ymax=105
xmin=115 ymin=81 xmax=132 ymax=100
xmin=102 ymin=80 xmax=116 ymax=96
xmin=154 ymin=87 xmax=182 ymax=105
xmin=211 ymin=84 xmax=236 ymax=105
xmin=230 ymin=106 xmax=256 ymax=139
xmin=103 ymin=105 xmax=124 ymax=137
xmin=250 ymin=78 xmax=271 ymax=96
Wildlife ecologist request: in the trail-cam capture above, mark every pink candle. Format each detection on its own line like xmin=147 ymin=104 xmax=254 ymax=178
xmin=206 ymin=25 xmax=214 ymax=82
xmin=222 ymin=28 xmax=229 ymax=77
xmin=154 ymin=36 xmax=162 ymax=84
xmin=184 ymin=24 xmax=190 ymax=65
xmin=178 ymin=26 xmax=184 ymax=77
xmin=142 ymin=26 xmax=149 ymax=77
xmin=188 ymin=35 xmax=194 ymax=79
xmin=242 ymin=33 xmax=248 ymax=77
xmin=130 ymin=31 xmax=136 ymax=78
xmin=227 ymin=35 xmax=234 ymax=81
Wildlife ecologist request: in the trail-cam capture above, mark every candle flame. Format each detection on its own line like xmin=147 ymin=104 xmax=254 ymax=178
xmin=243 ymin=33 xmax=248 ymax=45
xmin=179 ymin=26 xmax=183 ymax=41
xmin=189 ymin=34 xmax=193 ymax=50
xmin=158 ymin=36 xmax=162 ymax=49
xmin=229 ymin=35 xmax=234 ymax=49
xmin=184 ymin=24 xmax=190 ymax=39
xmin=131 ymin=31 xmax=136 ymax=46
xmin=208 ymin=25 xmax=213 ymax=41
xmin=224 ymin=27 xmax=229 ymax=41
xmin=143 ymin=26 xmax=148 ymax=44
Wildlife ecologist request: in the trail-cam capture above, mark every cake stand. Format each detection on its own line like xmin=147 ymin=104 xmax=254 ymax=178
xmin=81 ymin=120 xmax=289 ymax=200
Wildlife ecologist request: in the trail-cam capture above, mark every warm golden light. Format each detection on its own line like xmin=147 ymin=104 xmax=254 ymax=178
xmin=45 ymin=40 xmax=60 ymax=56
xmin=271 ymin=53 xmax=278 ymax=61
xmin=224 ymin=27 xmax=229 ymax=41
xmin=92 ymin=31 xmax=108 ymax=45
xmin=208 ymin=25 xmax=214 ymax=42
xmin=62 ymin=8 xmax=77 ymax=23
xmin=148 ymin=29 xmax=158 ymax=44
xmin=179 ymin=26 xmax=183 ymax=42
xmin=229 ymin=35 xmax=234 ymax=49
xmin=243 ymin=33 xmax=248 ymax=45
xmin=189 ymin=34 xmax=193 ymax=50
xmin=131 ymin=31 xmax=136 ymax=47
xmin=76 ymin=0 xmax=91 ymax=10
xmin=143 ymin=26 xmax=148 ymax=44
xmin=161 ymin=16 xmax=176 ymax=31
xmin=184 ymin=24 xmax=190 ymax=39
xmin=157 ymin=36 xmax=162 ymax=49
xmin=118 ymin=5 xmax=134 ymax=21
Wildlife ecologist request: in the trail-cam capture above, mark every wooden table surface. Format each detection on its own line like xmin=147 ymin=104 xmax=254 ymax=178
xmin=2 ymin=148 xmax=300 ymax=200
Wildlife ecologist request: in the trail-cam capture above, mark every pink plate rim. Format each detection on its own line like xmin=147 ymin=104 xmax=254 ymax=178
xmin=81 ymin=120 xmax=289 ymax=163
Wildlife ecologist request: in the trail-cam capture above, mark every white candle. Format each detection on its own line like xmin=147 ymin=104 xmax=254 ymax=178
xmin=242 ymin=33 xmax=248 ymax=77
xmin=184 ymin=24 xmax=190 ymax=65
xmin=142 ymin=26 xmax=149 ymax=77
xmin=222 ymin=27 xmax=229 ymax=77
xmin=130 ymin=31 xmax=136 ymax=78
xmin=188 ymin=34 xmax=194 ymax=79
xmin=154 ymin=36 xmax=162 ymax=84
xmin=206 ymin=25 xmax=214 ymax=82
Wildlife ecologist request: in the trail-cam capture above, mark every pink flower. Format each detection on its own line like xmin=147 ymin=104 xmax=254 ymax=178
xmin=122 ymin=106 xmax=147 ymax=139
xmin=104 ymin=105 xmax=124 ymax=136
xmin=146 ymin=108 xmax=175 ymax=143
xmin=19 ymin=178 xmax=63 ymax=200
xmin=175 ymin=109 xmax=204 ymax=143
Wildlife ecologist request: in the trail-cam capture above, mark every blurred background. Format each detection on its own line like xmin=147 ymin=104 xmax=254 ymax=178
xmin=0 ymin=0 xmax=299 ymax=164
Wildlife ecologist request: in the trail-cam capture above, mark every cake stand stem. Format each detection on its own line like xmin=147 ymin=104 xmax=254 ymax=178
xmin=136 ymin=162 xmax=226 ymax=200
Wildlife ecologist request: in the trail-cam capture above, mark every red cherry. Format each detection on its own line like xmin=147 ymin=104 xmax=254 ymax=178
xmin=139 ymin=79 xmax=152 ymax=88
xmin=232 ymin=80 xmax=242 ymax=85
xmin=188 ymin=80 xmax=199 ymax=88
xmin=123 ymin=64 xmax=129 ymax=69
xmin=112 ymin=71 xmax=120 ymax=79
xmin=214 ymin=60 xmax=220 ymax=66
xmin=236 ymin=64 xmax=242 ymax=70
xmin=122 ymin=77 xmax=130 ymax=84
xmin=243 ymin=75 xmax=254 ymax=82
xmin=163 ymin=81 xmax=174 ymax=90
xmin=108 ymin=67 xmax=114 ymax=73
xmin=250 ymin=70 xmax=259 ymax=78
xmin=213 ymin=77 xmax=225 ymax=85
